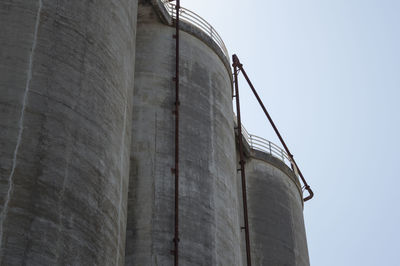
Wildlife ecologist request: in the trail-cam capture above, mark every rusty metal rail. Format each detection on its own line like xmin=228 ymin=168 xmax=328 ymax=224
xmin=161 ymin=0 xmax=229 ymax=61
xmin=232 ymin=54 xmax=314 ymax=202
xmin=170 ymin=0 xmax=181 ymax=265
xmin=233 ymin=55 xmax=252 ymax=266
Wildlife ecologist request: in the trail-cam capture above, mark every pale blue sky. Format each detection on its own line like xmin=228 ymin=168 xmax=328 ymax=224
xmin=184 ymin=1 xmax=400 ymax=265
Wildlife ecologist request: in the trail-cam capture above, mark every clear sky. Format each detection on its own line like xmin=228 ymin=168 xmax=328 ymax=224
xmin=183 ymin=1 xmax=400 ymax=265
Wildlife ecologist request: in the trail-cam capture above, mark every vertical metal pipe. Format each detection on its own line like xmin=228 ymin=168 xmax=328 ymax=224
xmin=232 ymin=54 xmax=313 ymax=202
xmin=233 ymin=55 xmax=252 ymax=266
xmin=173 ymin=1 xmax=180 ymax=265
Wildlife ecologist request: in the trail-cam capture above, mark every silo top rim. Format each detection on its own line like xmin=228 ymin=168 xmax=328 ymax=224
xmin=157 ymin=0 xmax=230 ymax=63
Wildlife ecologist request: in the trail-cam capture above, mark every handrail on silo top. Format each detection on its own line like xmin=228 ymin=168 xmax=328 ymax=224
xmin=161 ymin=0 xmax=230 ymax=62
xmin=235 ymin=119 xmax=294 ymax=171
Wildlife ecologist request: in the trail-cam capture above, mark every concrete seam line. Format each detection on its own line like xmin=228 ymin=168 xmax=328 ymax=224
xmin=0 ymin=0 xmax=43 ymax=254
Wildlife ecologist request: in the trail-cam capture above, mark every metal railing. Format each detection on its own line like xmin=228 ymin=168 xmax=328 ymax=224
xmin=240 ymin=125 xmax=305 ymax=196
xmin=235 ymin=117 xmax=293 ymax=169
xmin=161 ymin=0 xmax=230 ymax=61
xmin=247 ymin=134 xmax=292 ymax=167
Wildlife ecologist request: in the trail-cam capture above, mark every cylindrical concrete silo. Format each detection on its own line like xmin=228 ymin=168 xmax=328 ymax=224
xmin=125 ymin=0 xmax=241 ymax=265
xmin=244 ymin=148 xmax=310 ymax=265
xmin=0 ymin=1 xmax=137 ymax=265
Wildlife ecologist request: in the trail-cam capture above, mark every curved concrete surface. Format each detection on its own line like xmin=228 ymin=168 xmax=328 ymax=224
xmin=0 ymin=1 xmax=137 ymax=265
xmin=126 ymin=1 xmax=241 ymax=265
xmin=246 ymin=150 xmax=310 ymax=266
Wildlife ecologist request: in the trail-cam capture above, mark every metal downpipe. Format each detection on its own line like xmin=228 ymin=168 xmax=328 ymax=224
xmin=232 ymin=54 xmax=314 ymax=202
xmin=233 ymin=56 xmax=252 ymax=266
xmin=171 ymin=0 xmax=181 ymax=265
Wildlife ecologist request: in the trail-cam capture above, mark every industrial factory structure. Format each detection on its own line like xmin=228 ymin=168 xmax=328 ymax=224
xmin=0 ymin=0 xmax=312 ymax=265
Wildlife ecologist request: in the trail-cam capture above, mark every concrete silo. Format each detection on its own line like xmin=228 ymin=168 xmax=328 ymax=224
xmin=0 ymin=0 xmax=312 ymax=264
xmin=0 ymin=1 xmax=137 ymax=265
xmin=244 ymin=148 xmax=310 ymax=265
xmin=125 ymin=0 xmax=242 ymax=265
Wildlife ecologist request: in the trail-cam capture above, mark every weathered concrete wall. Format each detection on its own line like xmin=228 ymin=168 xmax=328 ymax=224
xmin=244 ymin=150 xmax=310 ymax=266
xmin=125 ymin=1 xmax=241 ymax=265
xmin=0 ymin=0 xmax=137 ymax=265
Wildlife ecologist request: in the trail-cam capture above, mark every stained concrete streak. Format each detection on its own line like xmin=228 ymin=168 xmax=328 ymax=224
xmin=55 ymin=146 xmax=71 ymax=264
xmin=0 ymin=0 xmax=43 ymax=253
xmin=116 ymin=102 xmax=128 ymax=265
